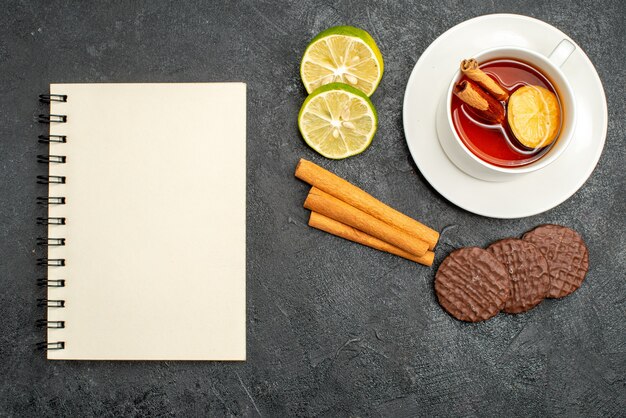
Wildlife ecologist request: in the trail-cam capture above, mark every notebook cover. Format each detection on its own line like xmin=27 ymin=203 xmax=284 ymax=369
xmin=45 ymin=83 xmax=246 ymax=360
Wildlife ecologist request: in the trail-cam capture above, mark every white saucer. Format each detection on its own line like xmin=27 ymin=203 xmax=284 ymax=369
xmin=403 ymin=14 xmax=607 ymax=218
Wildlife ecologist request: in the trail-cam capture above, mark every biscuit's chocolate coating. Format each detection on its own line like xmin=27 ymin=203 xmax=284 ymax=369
xmin=435 ymin=247 xmax=510 ymax=322
xmin=487 ymin=238 xmax=550 ymax=313
xmin=522 ymin=224 xmax=589 ymax=298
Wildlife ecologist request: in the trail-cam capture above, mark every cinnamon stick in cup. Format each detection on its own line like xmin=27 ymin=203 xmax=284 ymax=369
xmin=309 ymin=212 xmax=435 ymax=266
xmin=304 ymin=187 xmax=429 ymax=257
xmin=461 ymin=58 xmax=509 ymax=101
xmin=295 ymin=159 xmax=439 ymax=250
xmin=453 ymin=80 xmax=505 ymax=124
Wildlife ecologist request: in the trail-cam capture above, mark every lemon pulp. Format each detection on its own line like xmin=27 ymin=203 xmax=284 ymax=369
xmin=300 ymin=26 xmax=384 ymax=96
xmin=507 ymin=85 xmax=561 ymax=149
xmin=298 ymin=83 xmax=377 ymax=159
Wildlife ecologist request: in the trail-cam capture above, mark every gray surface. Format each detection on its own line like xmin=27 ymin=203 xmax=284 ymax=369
xmin=1 ymin=0 xmax=625 ymax=416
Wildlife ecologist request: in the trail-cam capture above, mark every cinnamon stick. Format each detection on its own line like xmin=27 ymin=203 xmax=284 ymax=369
xmin=461 ymin=58 xmax=509 ymax=101
xmin=454 ymin=80 xmax=505 ymax=123
xmin=309 ymin=212 xmax=435 ymax=266
xmin=295 ymin=159 xmax=439 ymax=250
xmin=304 ymin=187 xmax=429 ymax=257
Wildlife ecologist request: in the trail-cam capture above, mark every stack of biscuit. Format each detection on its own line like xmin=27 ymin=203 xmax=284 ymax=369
xmin=435 ymin=224 xmax=589 ymax=322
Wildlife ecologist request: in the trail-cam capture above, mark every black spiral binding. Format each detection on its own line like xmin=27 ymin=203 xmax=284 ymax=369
xmin=37 ymin=196 xmax=65 ymax=205
xmin=37 ymin=299 xmax=65 ymax=308
xmin=36 ymin=258 xmax=65 ymax=266
xmin=36 ymin=319 xmax=65 ymax=329
xmin=37 ymin=93 xmax=67 ymax=351
xmin=36 ymin=342 xmax=65 ymax=350
xmin=37 ymin=238 xmax=65 ymax=246
xmin=36 ymin=217 xmax=66 ymax=225
xmin=37 ymin=279 xmax=65 ymax=287
xmin=39 ymin=94 xmax=67 ymax=103
xmin=38 ymin=135 xmax=66 ymax=144
xmin=37 ymin=155 xmax=66 ymax=164
xmin=37 ymin=114 xmax=67 ymax=123
xmin=37 ymin=175 xmax=65 ymax=184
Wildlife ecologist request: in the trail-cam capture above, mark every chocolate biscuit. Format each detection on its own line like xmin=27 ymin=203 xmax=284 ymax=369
xmin=435 ymin=247 xmax=510 ymax=322
xmin=522 ymin=224 xmax=589 ymax=298
xmin=487 ymin=238 xmax=550 ymax=313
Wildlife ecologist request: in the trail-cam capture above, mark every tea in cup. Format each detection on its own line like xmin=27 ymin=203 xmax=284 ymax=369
xmin=437 ymin=40 xmax=576 ymax=181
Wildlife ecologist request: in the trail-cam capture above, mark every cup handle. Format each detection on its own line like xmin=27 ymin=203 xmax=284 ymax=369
xmin=547 ymin=39 xmax=576 ymax=67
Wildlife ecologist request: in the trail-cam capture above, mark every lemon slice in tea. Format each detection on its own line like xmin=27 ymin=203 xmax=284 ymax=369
xmin=507 ymin=85 xmax=561 ymax=149
xmin=298 ymin=83 xmax=377 ymax=159
xmin=300 ymin=26 xmax=384 ymax=96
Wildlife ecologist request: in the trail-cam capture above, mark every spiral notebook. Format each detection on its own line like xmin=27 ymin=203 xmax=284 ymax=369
xmin=38 ymin=83 xmax=246 ymax=360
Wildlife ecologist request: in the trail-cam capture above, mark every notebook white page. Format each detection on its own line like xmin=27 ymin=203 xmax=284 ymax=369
xmin=46 ymin=83 xmax=246 ymax=360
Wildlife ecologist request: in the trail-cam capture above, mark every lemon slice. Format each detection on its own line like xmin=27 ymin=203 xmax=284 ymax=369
xmin=507 ymin=85 xmax=561 ymax=148
xmin=300 ymin=26 xmax=384 ymax=96
xmin=298 ymin=83 xmax=377 ymax=159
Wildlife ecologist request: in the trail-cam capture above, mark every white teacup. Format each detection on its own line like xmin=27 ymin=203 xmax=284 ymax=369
xmin=436 ymin=40 xmax=577 ymax=182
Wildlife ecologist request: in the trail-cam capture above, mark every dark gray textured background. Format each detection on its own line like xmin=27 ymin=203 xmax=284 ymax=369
xmin=1 ymin=1 xmax=625 ymax=416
